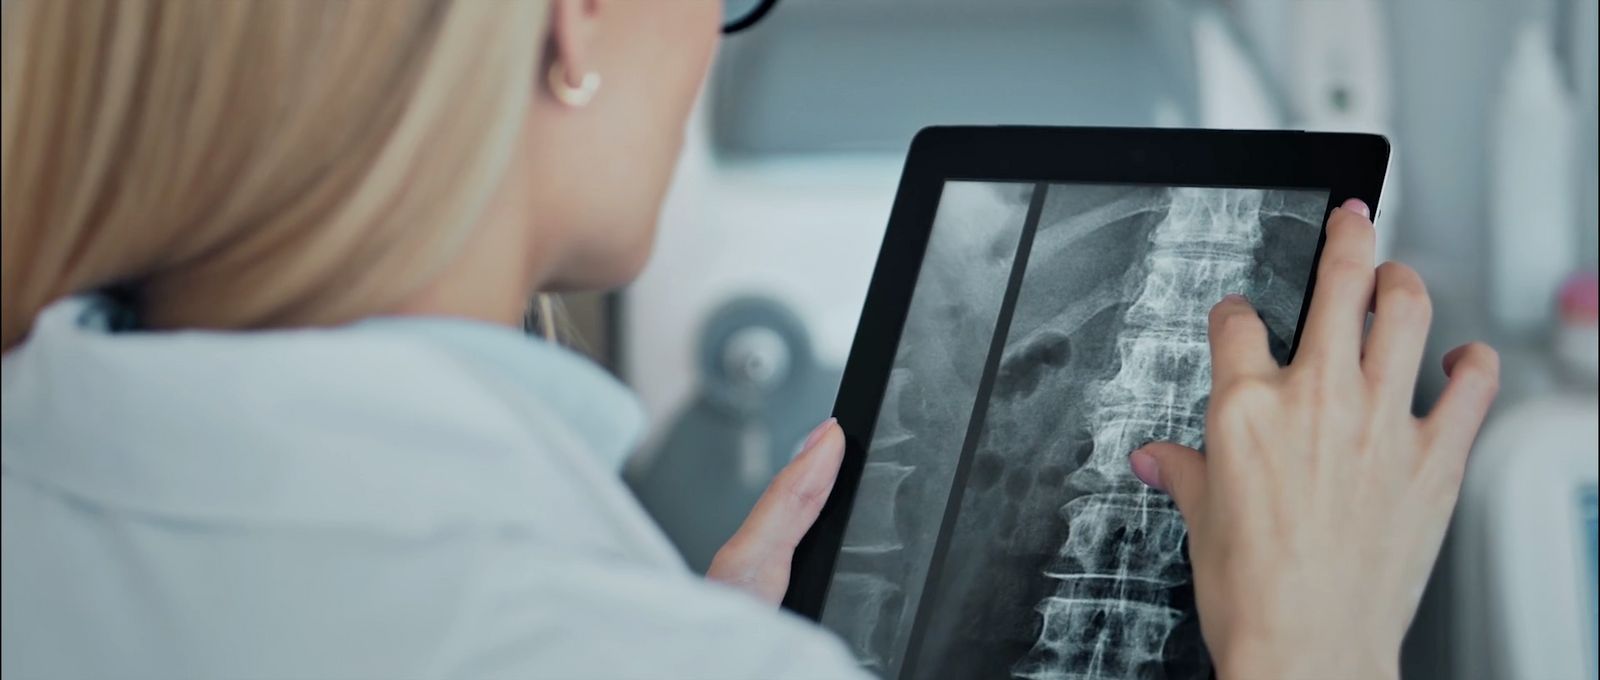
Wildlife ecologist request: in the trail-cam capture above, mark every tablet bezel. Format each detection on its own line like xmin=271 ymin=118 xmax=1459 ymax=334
xmin=781 ymin=125 xmax=1391 ymax=620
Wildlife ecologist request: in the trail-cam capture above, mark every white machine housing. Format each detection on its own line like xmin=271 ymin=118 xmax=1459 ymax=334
xmin=1453 ymin=394 xmax=1599 ymax=680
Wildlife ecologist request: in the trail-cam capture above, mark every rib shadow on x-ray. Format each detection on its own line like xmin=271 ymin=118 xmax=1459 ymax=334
xmin=820 ymin=181 xmax=1035 ymax=679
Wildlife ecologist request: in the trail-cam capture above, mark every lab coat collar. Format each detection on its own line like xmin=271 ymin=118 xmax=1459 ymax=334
xmin=351 ymin=313 xmax=644 ymax=472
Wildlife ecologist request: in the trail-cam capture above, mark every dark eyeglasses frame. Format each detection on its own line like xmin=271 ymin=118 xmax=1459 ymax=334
xmin=722 ymin=0 xmax=779 ymax=34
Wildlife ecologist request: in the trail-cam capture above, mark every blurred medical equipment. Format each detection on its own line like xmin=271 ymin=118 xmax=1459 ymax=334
xmin=1453 ymin=390 xmax=1598 ymax=680
xmin=1555 ymin=273 xmax=1600 ymax=384
xmin=625 ymin=296 xmax=842 ymax=571
xmin=1489 ymin=21 xmax=1581 ymax=337
xmin=1442 ymin=18 xmax=1600 ymax=678
xmin=1443 ymin=272 xmax=1600 ymax=680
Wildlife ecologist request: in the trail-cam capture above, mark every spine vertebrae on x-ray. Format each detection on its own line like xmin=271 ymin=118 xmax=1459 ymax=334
xmin=1014 ymin=188 xmax=1267 ymax=680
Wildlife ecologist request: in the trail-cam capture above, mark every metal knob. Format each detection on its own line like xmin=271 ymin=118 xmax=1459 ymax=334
xmin=721 ymin=326 xmax=791 ymax=393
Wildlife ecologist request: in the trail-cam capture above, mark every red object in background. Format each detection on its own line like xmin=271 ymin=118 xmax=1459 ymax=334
xmin=1558 ymin=271 xmax=1599 ymax=325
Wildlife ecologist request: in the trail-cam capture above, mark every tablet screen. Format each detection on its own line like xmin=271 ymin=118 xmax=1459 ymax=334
xmin=820 ymin=181 xmax=1328 ymax=680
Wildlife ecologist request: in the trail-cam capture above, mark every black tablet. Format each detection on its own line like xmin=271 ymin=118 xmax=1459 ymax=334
xmin=782 ymin=126 xmax=1389 ymax=680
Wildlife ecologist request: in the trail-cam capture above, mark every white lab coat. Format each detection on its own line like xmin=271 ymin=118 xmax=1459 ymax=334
xmin=1 ymin=297 xmax=866 ymax=679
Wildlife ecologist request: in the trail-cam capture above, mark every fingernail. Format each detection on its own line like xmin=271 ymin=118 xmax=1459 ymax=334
xmin=802 ymin=417 xmax=837 ymax=451
xmin=1341 ymin=198 xmax=1371 ymax=219
xmin=1221 ymin=293 xmax=1247 ymax=304
xmin=1130 ymin=450 xmax=1163 ymax=491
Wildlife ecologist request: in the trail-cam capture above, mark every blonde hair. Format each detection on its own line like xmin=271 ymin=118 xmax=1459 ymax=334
xmin=1 ymin=0 xmax=549 ymax=351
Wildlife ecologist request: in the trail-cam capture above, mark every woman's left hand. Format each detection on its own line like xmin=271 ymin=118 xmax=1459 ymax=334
xmin=706 ymin=418 xmax=846 ymax=605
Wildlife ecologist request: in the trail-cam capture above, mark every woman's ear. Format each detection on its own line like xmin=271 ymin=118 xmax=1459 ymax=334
xmin=546 ymin=0 xmax=605 ymax=90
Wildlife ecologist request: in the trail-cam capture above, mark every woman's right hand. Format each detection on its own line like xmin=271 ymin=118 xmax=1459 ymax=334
xmin=1129 ymin=199 xmax=1500 ymax=680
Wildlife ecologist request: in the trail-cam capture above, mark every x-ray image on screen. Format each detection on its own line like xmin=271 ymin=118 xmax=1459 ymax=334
xmin=819 ymin=180 xmax=1327 ymax=680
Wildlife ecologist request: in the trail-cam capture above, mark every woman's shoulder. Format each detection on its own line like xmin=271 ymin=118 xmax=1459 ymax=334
xmin=3 ymin=299 xmax=740 ymax=676
xmin=1 ymin=298 xmax=663 ymax=553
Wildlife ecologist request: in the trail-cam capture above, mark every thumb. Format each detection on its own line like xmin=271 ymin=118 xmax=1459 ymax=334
xmin=1130 ymin=442 xmax=1208 ymax=521
xmin=708 ymin=418 xmax=845 ymax=604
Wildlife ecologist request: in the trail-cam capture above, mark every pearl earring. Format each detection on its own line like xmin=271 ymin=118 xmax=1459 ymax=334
xmin=547 ymin=63 xmax=601 ymax=108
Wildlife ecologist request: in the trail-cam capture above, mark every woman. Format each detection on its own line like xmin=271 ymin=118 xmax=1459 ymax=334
xmin=0 ymin=1 xmax=1499 ymax=678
